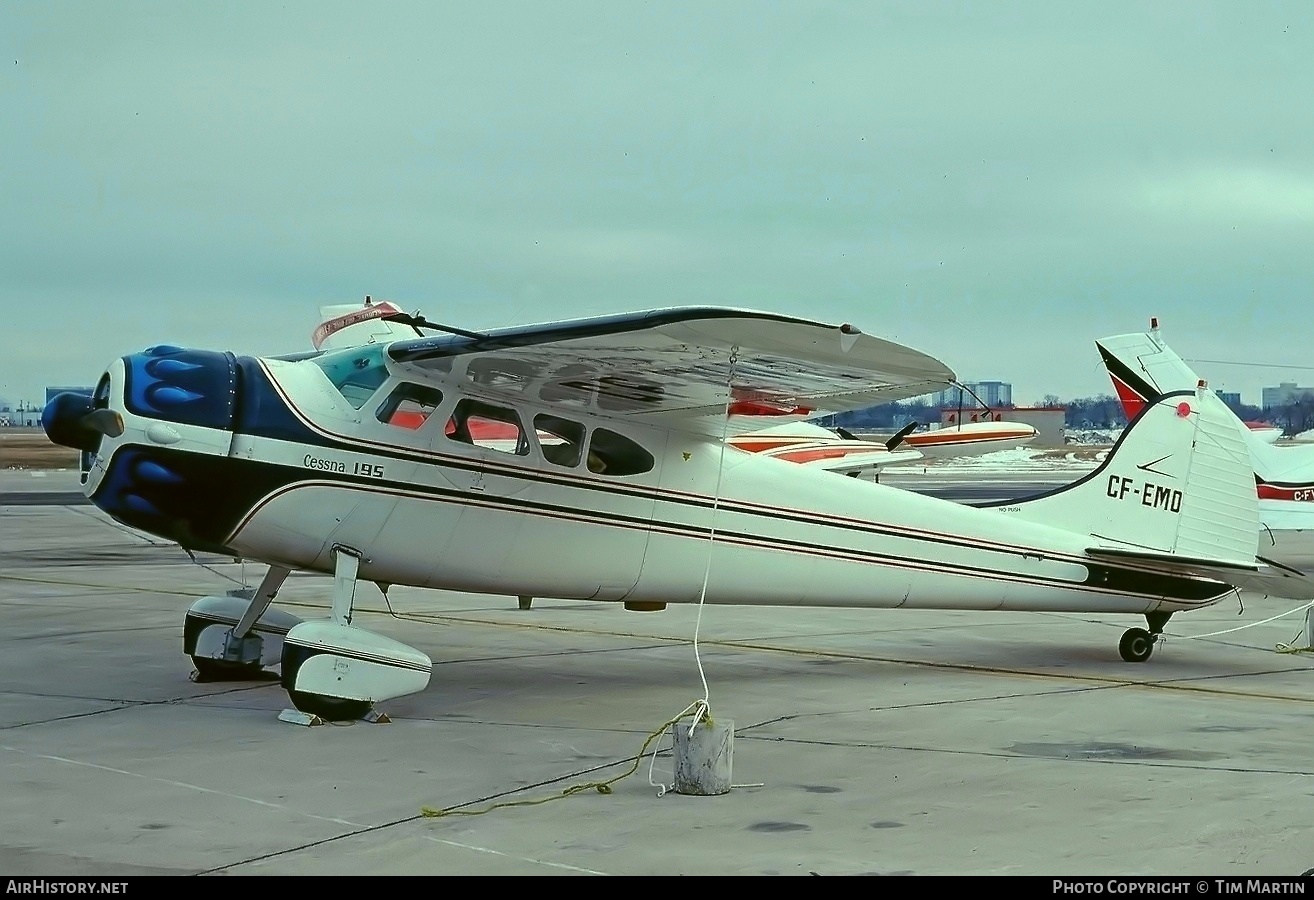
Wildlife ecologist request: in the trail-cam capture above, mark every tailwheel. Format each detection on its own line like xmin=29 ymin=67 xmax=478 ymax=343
xmin=1118 ymin=627 xmax=1156 ymax=663
xmin=287 ymin=690 xmax=373 ymax=722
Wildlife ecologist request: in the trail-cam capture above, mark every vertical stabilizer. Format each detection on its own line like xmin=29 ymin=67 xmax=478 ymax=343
xmin=313 ymin=298 xmax=422 ymax=351
xmin=1000 ymin=387 xmax=1258 ymax=567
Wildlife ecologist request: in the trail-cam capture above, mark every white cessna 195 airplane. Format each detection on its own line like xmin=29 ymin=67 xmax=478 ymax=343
xmin=40 ymin=304 xmax=1288 ymax=720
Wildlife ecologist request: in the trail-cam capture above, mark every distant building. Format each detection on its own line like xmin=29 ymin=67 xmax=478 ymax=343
xmin=1262 ymin=382 xmax=1314 ymax=410
xmin=933 ymin=380 xmax=1013 ymax=409
xmin=1214 ymin=390 xmax=1241 ymax=407
xmin=46 ymin=386 xmax=95 ymax=407
xmin=0 ymin=404 xmax=44 ymax=427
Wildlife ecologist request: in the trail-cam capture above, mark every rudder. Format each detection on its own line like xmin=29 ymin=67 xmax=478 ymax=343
xmin=998 ymin=387 xmax=1258 ymax=567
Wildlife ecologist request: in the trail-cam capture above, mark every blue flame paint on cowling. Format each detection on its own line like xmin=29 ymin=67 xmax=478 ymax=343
xmin=90 ymin=445 xmax=300 ymax=555
xmin=123 ymin=347 xmax=238 ymax=429
xmin=92 ymin=446 xmax=190 ymax=542
xmin=132 ymin=458 xmax=186 ymax=485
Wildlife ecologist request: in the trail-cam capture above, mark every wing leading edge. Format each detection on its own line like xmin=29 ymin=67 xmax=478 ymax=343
xmin=385 ymin=307 xmax=956 ymax=436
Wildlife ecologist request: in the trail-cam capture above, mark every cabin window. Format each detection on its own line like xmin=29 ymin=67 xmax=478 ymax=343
xmin=534 ymin=413 xmax=585 ymax=468
xmin=586 ymin=427 xmax=654 ymax=476
xmin=444 ymin=399 xmax=529 ymax=455
xmin=376 ymin=383 xmax=444 ymax=430
xmin=311 ymin=345 xmax=390 ymax=409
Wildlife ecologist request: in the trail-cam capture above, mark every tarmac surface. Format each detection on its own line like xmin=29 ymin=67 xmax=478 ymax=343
xmin=5 ymin=468 xmax=1314 ymax=876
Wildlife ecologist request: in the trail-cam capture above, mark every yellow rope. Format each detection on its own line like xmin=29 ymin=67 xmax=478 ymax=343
xmin=1275 ymin=643 xmax=1314 ymax=655
xmin=420 ymin=704 xmax=711 ymax=819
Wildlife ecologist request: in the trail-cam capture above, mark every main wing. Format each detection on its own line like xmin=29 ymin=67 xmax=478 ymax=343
xmin=385 ymin=307 xmax=956 ymax=437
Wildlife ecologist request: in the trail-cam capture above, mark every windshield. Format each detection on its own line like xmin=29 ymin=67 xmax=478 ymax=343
xmin=310 ymin=345 xmax=390 ymax=409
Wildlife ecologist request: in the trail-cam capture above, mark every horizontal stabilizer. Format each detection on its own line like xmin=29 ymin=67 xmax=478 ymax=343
xmin=1087 ymin=547 xmax=1314 ymax=600
xmin=1085 ymin=546 xmax=1257 ymax=573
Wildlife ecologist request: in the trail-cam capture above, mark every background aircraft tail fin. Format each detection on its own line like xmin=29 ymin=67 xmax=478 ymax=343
xmin=1094 ymin=320 xmax=1201 ymax=423
xmin=1096 ymin=319 xmax=1289 ymax=481
xmin=1000 ymin=386 xmax=1259 ymax=570
xmin=312 ymin=297 xmax=422 ymax=351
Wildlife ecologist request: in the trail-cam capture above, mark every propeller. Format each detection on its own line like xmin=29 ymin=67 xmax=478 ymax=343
xmin=42 ymin=393 xmax=123 ymax=451
xmin=83 ymin=408 xmax=124 ymax=438
xmin=884 ymin=421 xmax=920 ymax=451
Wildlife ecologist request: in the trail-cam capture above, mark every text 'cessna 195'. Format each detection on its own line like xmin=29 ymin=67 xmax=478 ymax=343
xmin=41 ymin=300 xmax=1298 ymax=720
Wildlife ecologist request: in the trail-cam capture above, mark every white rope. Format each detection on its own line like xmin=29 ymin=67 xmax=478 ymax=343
xmin=689 ymin=345 xmax=738 ymax=725
xmin=1163 ymin=598 xmax=1314 ymax=642
xmin=650 ymin=345 xmax=740 ymax=797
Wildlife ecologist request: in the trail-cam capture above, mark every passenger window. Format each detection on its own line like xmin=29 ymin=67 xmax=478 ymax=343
xmin=444 ymin=399 xmax=529 ymax=455
xmin=586 ymin=428 xmax=654 ymax=476
xmin=534 ymin=414 xmax=585 ymax=468
xmin=376 ymin=384 xmax=444 ymax=430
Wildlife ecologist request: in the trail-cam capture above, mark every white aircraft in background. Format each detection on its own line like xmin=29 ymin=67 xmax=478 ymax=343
xmin=728 ymin=419 xmax=1038 ymax=478
xmin=1097 ymin=318 xmax=1314 ymax=570
xmin=40 ymin=303 xmax=1292 ymax=723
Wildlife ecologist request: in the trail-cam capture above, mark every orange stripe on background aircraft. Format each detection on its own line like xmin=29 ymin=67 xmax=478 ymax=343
xmin=726 ymin=419 xmax=1037 ymax=478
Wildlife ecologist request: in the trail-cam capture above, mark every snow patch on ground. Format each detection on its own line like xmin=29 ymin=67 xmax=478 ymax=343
xmin=925 ymin=444 xmax=1110 ymax=472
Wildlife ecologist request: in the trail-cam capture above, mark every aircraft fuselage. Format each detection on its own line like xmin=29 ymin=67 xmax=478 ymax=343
xmin=70 ymin=346 xmax=1230 ymax=617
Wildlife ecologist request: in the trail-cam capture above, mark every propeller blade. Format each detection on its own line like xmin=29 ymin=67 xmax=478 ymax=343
xmin=82 ymin=408 xmax=124 ymax=438
xmin=835 ymin=427 xmax=858 ymax=440
xmin=885 ymin=421 xmax=919 ymax=451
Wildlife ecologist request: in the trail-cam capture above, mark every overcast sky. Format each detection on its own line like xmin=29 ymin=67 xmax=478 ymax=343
xmin=3 ymin=2 xmax=1312 ymax=412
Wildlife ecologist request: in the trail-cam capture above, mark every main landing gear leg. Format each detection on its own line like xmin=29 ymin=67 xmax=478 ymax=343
xmin=329 ymin=546 xmax=360 ymax=627
xmin=1119 ymin=611 xmax=1173 ymax=663
xmin=280 ymin=545 xmax=432 ymax=721
xmin=184 ymin=565 xmax=300 ymax=681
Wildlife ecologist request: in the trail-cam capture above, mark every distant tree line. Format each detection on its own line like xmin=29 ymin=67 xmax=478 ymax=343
xmin=821 ymin=393 xmax=1310 ymax=434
